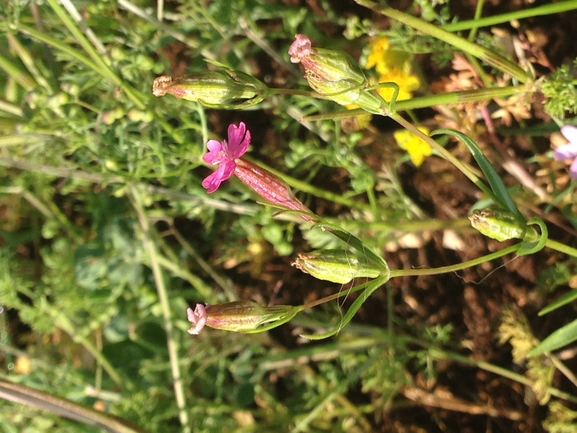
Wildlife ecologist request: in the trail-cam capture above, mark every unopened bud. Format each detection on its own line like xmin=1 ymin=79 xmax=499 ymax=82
xmin=187 ymin=301 xmax=296 ymax=334
xmin=469 ymin=208 xmax=538 ymax=242
xmin=289 ymin=34 xmax=386 ymax=114
xmin=292 ymin=249 xmax=381 ymax=284
xmin=152 ymin=70 xmax=268 ymax=108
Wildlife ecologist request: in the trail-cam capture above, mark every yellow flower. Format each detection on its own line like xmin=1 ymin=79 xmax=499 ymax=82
xmin=365 ymin=37 xmax=391 ymax=73
xmin=375 ymin=71 xmax=420 ymax=102
xmin=365 ymin=36 xmax=420 ymax=102
xmin=393 ymin=127 xmax=432 ymax=166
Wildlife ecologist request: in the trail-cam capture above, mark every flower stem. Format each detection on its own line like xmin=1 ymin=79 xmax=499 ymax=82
xmin=354 ymin=0 xmax=530 ymax=83
xmin=442 ymin=0 xmax=577 ymax=32
xmin=389 ymin=113 xmax=492 ymax=198
xmin=130 ymin=186 xmax=190 ymax=433
xmin=545 ymin=239 xmax=577 ymax=258
xmin=390 ymin=244 xmax=520 ymax=278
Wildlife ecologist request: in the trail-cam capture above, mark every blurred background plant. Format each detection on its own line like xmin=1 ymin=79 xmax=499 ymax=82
xmin=1 ymin=0 xmax=577 ymax=432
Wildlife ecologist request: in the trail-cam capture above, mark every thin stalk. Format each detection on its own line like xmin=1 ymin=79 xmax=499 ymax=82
xmin=47 ymin=308 xmax=123 ymax=386
xmin=303 ymin=86 xmax=527 ymax=120
xmin=545 ymin=239 xmax=577 ymax=258
xmin=0 ymin=156 xmax=257 ymax=215
xmin=44 ymin=0 xmax=147 ymax=109
xmin=354 ymin=0 xmax=530 ymax=83
xmin=442 ymin=1 xmax=577 ymax=32
xmin=390 ymin=244 xmax=520 ymax=277
xmin=0 ymin=378 xmax=149 ymax=433
xmin=467 ymin=0 xmax=485 ymax=41
xmin=58 ymin=0 xmax=107 ymax=55
xmin=130 ymin=186 xmax=190 ymax=433
xmin=6 ymin=34 xmax=54 ymax=93
xmin=300 ymin=244 xmax=519 ymax=311
xmin=0 ymin=100 xmax=24 ymax=118
xmin=0 ymin=52 xmax=36 ymax=90
xmin=548 ymin=354 xmax=577 ymax=388
xmin=431 ymin=348 xmax=577 ymax=404
xmin=323 ymin=216 xmax=473 ymax=233
xmin=389 ymin=113 xmax=491 ymax=198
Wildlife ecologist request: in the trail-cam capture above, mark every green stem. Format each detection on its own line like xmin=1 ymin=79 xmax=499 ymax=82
xmin=430 ymin=348 xmax=577 ymax=404
xmin=304 ymin=86 xmax=526 ymax=120
xmin=130 ymin=186 xmax=190 ymax=433
xmin=48 ymin=309 xmax=123 ymax=386
xmin=390 ymin=244 xmax=520 ymax=277
xmin=301 ymin=244 xmax=520 ymax=310
xmin=467 ymin=0 xmax=485 ymax=41
xmin=545 ymin=239 xmax=577 ymax=258
xmin=0 ymin=52 xmax=36 ymax=90
xmin=42 ymin=0 xmax=147 ymax=109
xmin=354 ymin=0 xmax=530 ymax=83
xmin=389 ymin=114 xmax=492 ymax=198
xmin=0 ymin=378 xmax=149 ymax=433
xmin=326 ymin=216 xmax=473 ymax=233
xmin=442 ymin=1 xmax=577 ymax=32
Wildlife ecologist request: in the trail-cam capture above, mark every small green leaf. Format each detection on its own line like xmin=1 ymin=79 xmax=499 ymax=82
xmin=529 ymin=318 xmax=577 ymax=356
xmin=538 ymin=290 xmax=577 ymax=316
xmin=300 ymin=275 xmax=388 ymax=340
xmin=433 ymin=128 xmax=524 ymax=222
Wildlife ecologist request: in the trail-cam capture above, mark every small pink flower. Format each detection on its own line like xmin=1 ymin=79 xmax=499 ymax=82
xmin=288 ymin=34 xmax=312 ymax=63
xmin=187 ymin=304 xmax=208 ymax=335
xmin=186 ymin=301 xmax=297 ymax=334
xmin=554 ymin=125 xmax=577 ymax=179
xmin=201 ymin=122 xmax=316 ymax=221
xmin=202 ymin=122 xmax=251 ymax=193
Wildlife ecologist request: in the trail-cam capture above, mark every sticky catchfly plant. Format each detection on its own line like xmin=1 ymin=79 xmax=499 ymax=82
xmin=554 ymin=125 xmax=577 ymax=179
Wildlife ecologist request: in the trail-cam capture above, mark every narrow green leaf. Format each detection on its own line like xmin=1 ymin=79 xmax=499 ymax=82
xmin=300 ymin=275 xmax=388 ymax=340
xmin=433 ymin=128 xmax=524 ymax=222
xmin=529 ymin=318 xmax=577 ymax=356
xmin=538 ymin=290 xmax=577 ymax=316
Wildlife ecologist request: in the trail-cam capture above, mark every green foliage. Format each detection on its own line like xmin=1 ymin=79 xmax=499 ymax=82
xmin=1 ymin=0 xmax=577 ymax=432
xmin=542 ymin=62 xmax=577 ymax=119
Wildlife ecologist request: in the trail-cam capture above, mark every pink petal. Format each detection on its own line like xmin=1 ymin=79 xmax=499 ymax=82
xmin=203 ymin=139 xmax=225 ymax=165
xmin=561 ymin=125 xmax=577 ymax=144
xmin=570 ymin=158 xmax=577 ymax=179
xmin=288 ymin=34 xmax=312 ymax=63
xmin=187 ymin=305 xmax=207 ymax=335
xmin=554 ymin=143 xmax=577 ymax=161
xmin=227 ymin=122 xmax=250 ymax=159
xmin=201 ymin=160 xmax=236 ymax=193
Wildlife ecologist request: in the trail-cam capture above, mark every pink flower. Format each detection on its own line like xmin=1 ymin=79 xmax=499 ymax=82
xmin=201 ymin=122 xmax=316 ymax=222
xmin=288 ymin=34 xmax=312 ymax=63
xmin=202 ymin=122 xmax=251 ymax=193
xmin=554 ymin=125 xmax=577 ymax=179
xmin=187 ymin=304 xmax=207 ymax=335
xmin=186 ymin=301 xmax=297 ymax=334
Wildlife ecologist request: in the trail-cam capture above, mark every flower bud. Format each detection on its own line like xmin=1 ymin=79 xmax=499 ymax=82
xmin=152 ymin=69 xmax=268 ymax=108
xmin=187 ymin=301 xmax=296 ymax=334
xmin=292 ymin=249 xmax=381 ymax=284
xmin=234 ymin=158 xmax=316 ymax=223
xmin=288 ymin=34 xmax=386 ymax=114
xmin=469 ymin=208 xmax=538 ymax=242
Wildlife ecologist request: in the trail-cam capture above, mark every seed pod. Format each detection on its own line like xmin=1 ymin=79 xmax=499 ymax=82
xmin=292 ymin=249 xmax=382 ymax=284
xmin=469 ymin=208 xmax=538 ymax=242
